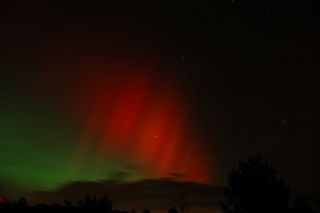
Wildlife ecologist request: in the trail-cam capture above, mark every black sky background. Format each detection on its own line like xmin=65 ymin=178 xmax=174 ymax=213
xmin=0 ymin=0 xmax=319 ymax=195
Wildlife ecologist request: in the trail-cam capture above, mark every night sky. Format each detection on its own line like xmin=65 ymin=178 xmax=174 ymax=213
xmin=0 ymin=0 xmax=318 ymax=211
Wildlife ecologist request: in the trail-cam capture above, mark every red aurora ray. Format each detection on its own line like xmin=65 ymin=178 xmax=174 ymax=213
xmin=41 ymin=43 xmax=210 ymax=184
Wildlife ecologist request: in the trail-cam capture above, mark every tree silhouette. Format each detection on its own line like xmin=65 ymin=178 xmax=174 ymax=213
xmin=291 ymin=197 xmax=314 ymax=213
xmin=221 ymin=155 xmax=291 ymax=213
xmin=168 ymin=207 xmax=179 ymax=213
xmin=78 ymin=195 xmax=113 ymax=212
xmin=142 ymin=209 xmax=151 ymax=213
xmin=16 ymin=196 xmax=28 ymax=207
xmin=175 ymin=195 xmax=188 ymax=213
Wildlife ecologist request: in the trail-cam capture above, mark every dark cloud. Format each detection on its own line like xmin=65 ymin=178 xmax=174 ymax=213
xmin=28 ymin=179 xmax=222 ymax=212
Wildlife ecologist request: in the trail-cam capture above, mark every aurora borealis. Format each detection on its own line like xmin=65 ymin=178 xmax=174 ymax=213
xmin=65 ymin=51 xmax=210 ymax=184
xmin=0 ymin=37 xmax=210 ymax=198
xmin=1 ymin=1 xmax=319 ymax=211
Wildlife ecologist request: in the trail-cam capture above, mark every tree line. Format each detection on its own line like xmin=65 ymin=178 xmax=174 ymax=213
xmin=0 ymin=155 xmax=315 ymax=213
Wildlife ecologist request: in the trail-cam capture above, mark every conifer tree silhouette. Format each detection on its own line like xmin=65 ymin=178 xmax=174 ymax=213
xmin=221 ymin=155 xmax=291 ymax=213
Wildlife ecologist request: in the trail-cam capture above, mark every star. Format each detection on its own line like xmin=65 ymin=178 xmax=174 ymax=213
xmin=282 ymin=119 xmax=287 ymax=127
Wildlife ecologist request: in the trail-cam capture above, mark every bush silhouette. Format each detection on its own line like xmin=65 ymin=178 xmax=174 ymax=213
xmin=221 ymin=155 xmax=291 ymax=213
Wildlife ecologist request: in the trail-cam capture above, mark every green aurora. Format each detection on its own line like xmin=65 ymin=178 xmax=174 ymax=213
xmin=0 ymin=98 xmax=140 ymax=198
